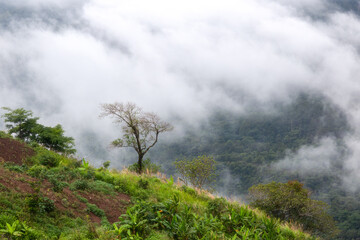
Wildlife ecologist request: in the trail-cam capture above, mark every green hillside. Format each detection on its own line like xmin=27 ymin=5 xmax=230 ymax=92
xmin=150 ymin=93 xmax=359 ymax=240
xmin=0 ymin=134 xmax=315 ymax=240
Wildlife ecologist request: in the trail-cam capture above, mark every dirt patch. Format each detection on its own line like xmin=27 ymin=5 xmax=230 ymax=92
xmin=0 ymin=166 xmax=131 ymax=224
xmin=0 ymin=138 xmax=131 ymax=224
xmin=80 ymin=191 xmax=131 ymax=223
xmin=0 ymin=138 xmax=35 ymax=165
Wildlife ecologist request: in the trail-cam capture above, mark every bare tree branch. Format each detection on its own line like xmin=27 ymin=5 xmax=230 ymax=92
xmin=100 ymin=102 xmax=173 ymax=173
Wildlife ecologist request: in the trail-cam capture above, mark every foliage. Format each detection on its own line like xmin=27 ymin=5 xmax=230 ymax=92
xmin=174 ymin=155 xmax=217 ymax=190
xmin=112 ymin=195 xmax=313 ymax=240
xmin=26 ymin=194 xmax=55 ymax=215
xmin=35 ymin=124 xmax=76 ymax=154
xmin=103 ymin=161 xmax=110 ymax=169
xmin=249 ymin=180 xmax=339 ymax=238
xmin=0 ymin=137 xmax=315 ymax=240
xmin=86 ymin=203 xmax=106 ymax=218
xmin=70 ymin=179 xmax=90 ymax=191
xmin=150 ymin=93 xmax=358 ymax=239
xmin=1 ymin=107 xmax=76 ymax=154
xmin=1 ymin=107 xmax=39 ymax=142
xmin=38 ymin=150 xmax=61 ymax=168
xmin=100 ymin=102 xmax=173 ymax=173
xmin=128 ymin=158 xmax=163 ymax=174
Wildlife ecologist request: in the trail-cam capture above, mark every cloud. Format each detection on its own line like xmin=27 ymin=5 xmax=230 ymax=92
xmin=0 ymin=0 xmax=360 ymax=182
xmin=272 ymin=137 xmax=340 ymax=175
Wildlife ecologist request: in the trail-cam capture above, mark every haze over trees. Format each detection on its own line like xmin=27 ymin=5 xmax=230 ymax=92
xmin=149 ymin=92 xmax=358 ymax=239
xmin=100 ymin=102 xmax=173 ymax=173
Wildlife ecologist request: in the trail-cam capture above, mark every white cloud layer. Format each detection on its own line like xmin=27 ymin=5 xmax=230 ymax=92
xmin=273 ymin=137 xmax=340 ymax=175
xmin=1 ymin=0 xmax=360 ymax=188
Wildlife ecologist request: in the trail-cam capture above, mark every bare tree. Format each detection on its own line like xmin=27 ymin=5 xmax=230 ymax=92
xmin=100 ymin=102 xmax=173 ymax=173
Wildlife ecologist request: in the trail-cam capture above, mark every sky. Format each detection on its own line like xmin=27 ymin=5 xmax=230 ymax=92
xmin=1 ymin=0 xmax=360 ymax=189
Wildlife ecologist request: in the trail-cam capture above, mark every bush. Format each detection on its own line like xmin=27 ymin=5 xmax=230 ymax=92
xmin=26 ymin=194 xmax=55 ymax=215
xmin=128 ymin=158 xmax=162 ymax=174
xmin=174 ymin=155 xmax=217 ymax=190
xmin=138 ymin=179 xmax=149 ymax=189
xmin=27 ymin=165 xmax=48 ymax=179
xmin=0 ymin=131 xmax=11 ymax=138
xmin=70 ymin=179 xmax=89 ymax=191
xmin=4 ymin=163 xmax=27 ymax=173
xmin=48 ymin=177 xmax=69 ymax=192
xmin=38 ymin=151 xmax=61 ymax=168
xmin=89 ymin=180 xmax=115 ymax=195
xmin=180 ymin=185 xmax=197 ymax=196
xmin=86 ymin=203 xmax=105 ymax=217
xmin=249 ymin=180 xmax=339 ymax=238
xmin=207 ymin=197 xmax=228 ymax=217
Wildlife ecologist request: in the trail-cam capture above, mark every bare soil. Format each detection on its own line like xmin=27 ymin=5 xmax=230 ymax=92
xmin=0 ymin=137 xmax=131 ymax=223
xmin=0 ymin=138 xmax=35 ymax=165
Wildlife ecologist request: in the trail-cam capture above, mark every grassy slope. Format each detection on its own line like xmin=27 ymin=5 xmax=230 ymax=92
xmin=0 ymin=135 xmax=315 ymax=240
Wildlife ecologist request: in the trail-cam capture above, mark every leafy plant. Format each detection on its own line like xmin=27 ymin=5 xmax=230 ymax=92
xmin=86 ymin=203 xmax=105 ymax=218
xmin=174 ymin=155 xmax=217 ymax=190
xmin=128 ymin=158 xmax=163 ymax=174
xmin=249 ymin=180 xmax=339 ymax=238
xmin=0 ymin=220 xmax=23 ymax=238
xmin=70 ymin=179 xmax=89 ymax=191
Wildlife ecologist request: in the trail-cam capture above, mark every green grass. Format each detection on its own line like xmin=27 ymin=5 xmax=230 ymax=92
xmin=0 ymin=140 xmax=317 ymax=240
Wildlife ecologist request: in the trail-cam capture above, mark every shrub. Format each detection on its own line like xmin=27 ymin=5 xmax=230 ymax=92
xmin=27 ymin=165 xmax=48 ymax=179
xmin=180 ymin=185 xmax=197 ymax=196
xmin=249 ymin=180 xmax=339 ymax=238
xmin=26 ymin=195 xmax=55 ymax=215
xmin=138 ymin=179 xmax=149 ymax=190
xmin=86 ymin=203 xmax=105 ymax=218
xmin=128 ymin=158 xmax=162 ymax=174
xmin=89 ymin=180 xmax=115 ymax=195
xmin=174 ymin=155 xmax=217 ymax=190
xmin=48 ymin=177 xmax=69 ymax=192
xmin=207 ymin=197 xmax=228 ymax=217
xmin=38 ymin=151 xmax=61 ymax=168
xmin=70 ymin=179 xmax=89 ymax=191
xmin=0 ymin=131 xmax=11 ymax=138
xmin=4 ymin=163 xmax=27 ymax=173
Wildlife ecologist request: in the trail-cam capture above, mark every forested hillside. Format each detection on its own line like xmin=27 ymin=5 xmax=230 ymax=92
xmin=151 ymin=93 xmax=360 ymax=240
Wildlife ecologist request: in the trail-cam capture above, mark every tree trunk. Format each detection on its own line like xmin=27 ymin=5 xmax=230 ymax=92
xmin=138 ymin=154 xmax=144 ymax=174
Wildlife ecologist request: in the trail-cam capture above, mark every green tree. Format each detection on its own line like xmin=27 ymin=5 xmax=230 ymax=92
xmin=174 ymin=155 xmax=217 ymax=190
xmin=1 ymin=107 xmax=39 ymax=141
xmin=35 ymin=124 xmax=76 ymax=154
xmin=100 ymin=102 xmax=173 ymax=173
xmin=248 ymin=180 xmax=339 ymax=238
xmin=1 ymin=107 xmax=76 ymax=154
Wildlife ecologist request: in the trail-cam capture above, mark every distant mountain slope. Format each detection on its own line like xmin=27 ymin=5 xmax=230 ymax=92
xmin=150 ymin=92 xmax=359 ymax=239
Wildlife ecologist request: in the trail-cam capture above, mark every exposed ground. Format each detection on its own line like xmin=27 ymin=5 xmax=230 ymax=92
xmin=0 ymin=137 xmax=131 ymax=223
xmin=0 ymin=137 xmax=35 ymax=165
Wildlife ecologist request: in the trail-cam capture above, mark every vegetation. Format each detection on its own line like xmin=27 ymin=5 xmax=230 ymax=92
xmin=249 ymin=181 xmax=339 ymax=238
xmin=100 ymin=102 xmax=173 ymax=173
xmin=0 ymin=134 xmax=315 ymax=239
xmin=174 ymin=155 xmax=217 ymax=190
xmin=151 ymin=92 xmax=357 ymax=239
xmin=1 ymin=107 xmax=75 ymax=154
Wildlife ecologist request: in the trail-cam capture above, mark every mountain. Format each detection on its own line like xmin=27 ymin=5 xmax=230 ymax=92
xmin=150 ymin=92 xmax=360 ymax=240
xmin=0 ymin=134 xmax=315 ymax=239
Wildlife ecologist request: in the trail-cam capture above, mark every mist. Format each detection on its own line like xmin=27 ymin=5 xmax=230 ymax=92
xmin=1 ymin=0 xmax=360 ymax=189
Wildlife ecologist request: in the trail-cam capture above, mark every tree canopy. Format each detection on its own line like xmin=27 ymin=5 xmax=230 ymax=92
xmin=174 ymin=155 xmax=217 ymax=190
xmin=100 ymin=102 xmax=173 ymax=173
xmin=249 ymin=180 xmax=339 ymax=238
xmin=1 ymin=107 xmax=76 ymax=154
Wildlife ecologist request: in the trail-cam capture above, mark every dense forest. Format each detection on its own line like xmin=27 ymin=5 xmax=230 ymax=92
xmin=150 ymin=93 xmax=360 ymax=240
